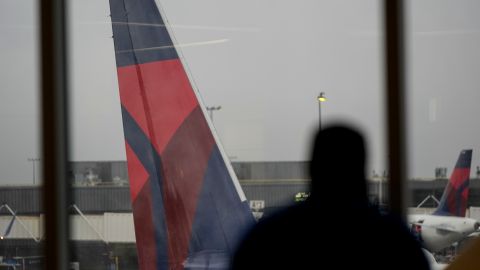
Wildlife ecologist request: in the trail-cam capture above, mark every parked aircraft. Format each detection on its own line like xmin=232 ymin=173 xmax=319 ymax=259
xmin=409 ymin=149 xmax=479 ymax=252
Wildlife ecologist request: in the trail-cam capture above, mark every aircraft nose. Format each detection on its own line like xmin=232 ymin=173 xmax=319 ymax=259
xmin=474 ymin=222 xmax=480 ymax=231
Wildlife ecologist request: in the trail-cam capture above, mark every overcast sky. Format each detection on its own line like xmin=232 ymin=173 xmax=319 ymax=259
xmin=1 ymin=0 xmax=480 ymax=184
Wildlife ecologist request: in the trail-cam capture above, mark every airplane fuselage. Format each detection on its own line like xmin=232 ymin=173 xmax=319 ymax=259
xmin=408 ymin=214 xmax=479 ymax=252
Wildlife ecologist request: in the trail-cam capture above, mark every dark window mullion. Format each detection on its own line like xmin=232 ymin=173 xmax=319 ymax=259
xmin=384 ymin=0 xmax=407 ymax=220
xmin=40 ymin=0 xmax=71 ymax=269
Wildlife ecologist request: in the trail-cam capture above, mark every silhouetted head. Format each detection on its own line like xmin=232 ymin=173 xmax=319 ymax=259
xmin=309 ymin=125 xmax=368 ymax=206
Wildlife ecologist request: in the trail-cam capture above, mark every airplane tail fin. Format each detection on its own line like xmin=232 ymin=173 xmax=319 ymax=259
xmin=108 ymin=0 xmax=255 ymax=269
xmin=433 ymin=149 xmax=472 ymax=217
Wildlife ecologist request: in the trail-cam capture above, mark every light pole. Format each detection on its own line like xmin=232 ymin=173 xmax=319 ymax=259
xmin=317 ymin=92 xmax=327 ymax=129
xmin=206 ymin=106 xmax=222 ymax=125
xmin=27 ymin=158 xmax=40 ymax=185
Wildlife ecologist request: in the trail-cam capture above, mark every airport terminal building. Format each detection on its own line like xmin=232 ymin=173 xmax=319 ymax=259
xmin=1 ymin=161 xmax=480 ymax=269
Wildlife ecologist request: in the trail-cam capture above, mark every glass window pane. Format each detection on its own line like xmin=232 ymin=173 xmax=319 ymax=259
xmin=70 ymin=0 xmax=385 ymax=269
xmin=407 ymin=0 xmax=480 ymax=267
xmin=0 ymin=0 xmax=43 ymax=268
xmin=69 ymin=0 xmax=132 ymax=269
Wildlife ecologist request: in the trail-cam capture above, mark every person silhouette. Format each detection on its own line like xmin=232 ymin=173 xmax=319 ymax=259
xmin=231 ymin=125 xmax=429 ymax=269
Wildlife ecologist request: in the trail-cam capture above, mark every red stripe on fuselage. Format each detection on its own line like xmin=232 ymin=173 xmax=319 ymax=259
xmin=117 ymin=60 xmax=198 ymax=154
xmin=125 ymin=143 xmax=149 ymax=201
xmin=132 ymin=181 xmax=158 ymax=270
xmin=161 ymin=106 xmax=215 ymax=266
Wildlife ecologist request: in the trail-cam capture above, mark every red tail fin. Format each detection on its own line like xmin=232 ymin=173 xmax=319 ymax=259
xmin=109 ymin=0 xmax=255 ymax=268
xmin=433 ymin=149 xmax=472 ymax=217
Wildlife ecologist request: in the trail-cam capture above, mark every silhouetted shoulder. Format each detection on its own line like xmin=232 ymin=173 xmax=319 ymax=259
xmin=361 ymin=208 xmax=431 ymax=269
xmin=232 ymin=202 xmax=319 ymax=269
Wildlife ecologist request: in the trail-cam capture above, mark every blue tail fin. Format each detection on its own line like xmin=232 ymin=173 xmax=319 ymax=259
xmin=108 ymin=0 xmax=255 ymax=269
xmin=433 ymin=149 xmax=472 ymax=217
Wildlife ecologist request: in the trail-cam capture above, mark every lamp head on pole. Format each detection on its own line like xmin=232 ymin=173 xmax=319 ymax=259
xmin=317 ymin=92 xmax=327 ymax=102
xmin=206 ymin=106 xmax=222 ymax=111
